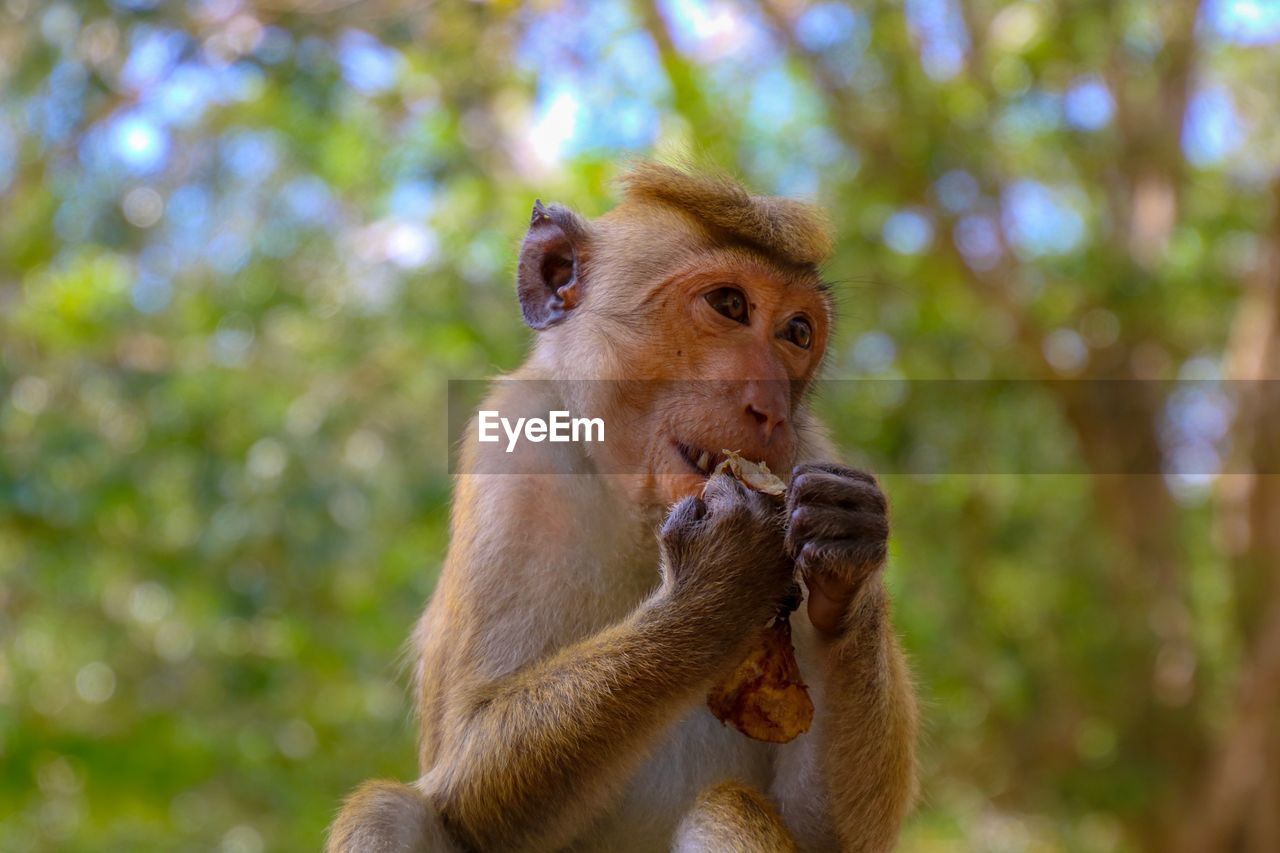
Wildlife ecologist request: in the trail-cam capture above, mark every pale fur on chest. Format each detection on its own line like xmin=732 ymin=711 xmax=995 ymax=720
xmin=570 ymin=710 xmax=774 ymax=852
xmin=552 ymin=483 xmax=777 ymax=850
xmin=507 ymin=477 xmax=776 ymax=849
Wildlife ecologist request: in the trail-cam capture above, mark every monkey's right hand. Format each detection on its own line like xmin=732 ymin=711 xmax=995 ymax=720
xmin=658 ymin=473 xmax=793 ymax=635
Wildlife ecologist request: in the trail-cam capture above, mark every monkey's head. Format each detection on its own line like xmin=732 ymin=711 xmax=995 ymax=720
xmin=516 ymin=162 xmax=835 ymax=509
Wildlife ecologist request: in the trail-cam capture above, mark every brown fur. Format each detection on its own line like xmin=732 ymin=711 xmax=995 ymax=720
xmin=327 ymin=164 xmax=916 ymax=852
xmin=673 ymin=780 xmax=799 ymax=852
xmin=617 ymin=160 xmax=833 ymax=267
xmin=326 ymin=780 xmax=451 ymax=852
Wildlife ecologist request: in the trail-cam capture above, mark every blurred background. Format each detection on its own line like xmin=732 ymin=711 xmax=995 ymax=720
xmin=2 ymin=0 xmax=1280 ymax=850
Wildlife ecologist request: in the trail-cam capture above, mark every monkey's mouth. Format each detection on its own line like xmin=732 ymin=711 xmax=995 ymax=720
xmin=673 ymin=441 xmax=728 ymax=477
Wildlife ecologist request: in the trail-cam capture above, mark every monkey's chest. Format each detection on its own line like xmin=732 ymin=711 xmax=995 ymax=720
xmin=571 ymin=708 xmax=773 ymax=851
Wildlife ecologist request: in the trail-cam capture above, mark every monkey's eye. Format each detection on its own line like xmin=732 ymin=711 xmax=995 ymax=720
xmin=705 ymin=287 xmax=749 ymax=324
xmin=785 ymin=316 xmax=813 ymax=349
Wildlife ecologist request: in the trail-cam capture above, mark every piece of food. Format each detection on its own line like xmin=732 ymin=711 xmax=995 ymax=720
xmin=713 ymin=450 xmax=787 ymax=496
xmin=705 ymin=450 xmax=814 ymax=743
xmin=707 ymin=614 xmax=814 ymax=743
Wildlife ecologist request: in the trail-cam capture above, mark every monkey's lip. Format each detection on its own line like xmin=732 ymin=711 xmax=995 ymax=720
xmin=672 ymin=441 xmax=727 ymax=477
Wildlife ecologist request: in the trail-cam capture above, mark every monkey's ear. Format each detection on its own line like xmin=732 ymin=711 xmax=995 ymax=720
xmin=518 ymin=200 xmax=587 ymax=330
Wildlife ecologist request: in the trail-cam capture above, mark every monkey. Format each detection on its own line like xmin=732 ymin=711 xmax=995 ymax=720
xmin=327 ymin=162 xmax=918 ymax=852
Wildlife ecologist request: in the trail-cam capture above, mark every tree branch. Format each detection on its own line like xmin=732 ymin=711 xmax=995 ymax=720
xmin=1180 ymin=592 xmax=1280 ymax=852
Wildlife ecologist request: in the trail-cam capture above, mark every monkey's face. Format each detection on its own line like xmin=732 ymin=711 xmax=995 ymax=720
xmin=592 ymin=253 xmax=831 ymax=508
xmin=514 ymin=186 xmax=834 ymax=511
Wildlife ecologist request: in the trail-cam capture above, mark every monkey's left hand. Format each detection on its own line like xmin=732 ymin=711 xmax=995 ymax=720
xmin=785 ymin=462 xmax=889 ymax=637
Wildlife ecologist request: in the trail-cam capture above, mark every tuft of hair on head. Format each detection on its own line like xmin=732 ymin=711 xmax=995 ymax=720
xmin=616 ymin=160 xmax=834 ymax=268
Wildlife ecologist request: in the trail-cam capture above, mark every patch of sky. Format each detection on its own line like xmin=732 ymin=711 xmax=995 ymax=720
xmin=905 ymin=0 xmax=969 ymax=80
xmin=121 ymin=26 xmax=187 ymax=92
xmin=748 ymin=65 xmax=808 ymax=131
xmin=565 ymin=88 xmax=660 ymax=153
xmin=145 ymin=61 xmax=262 ymax=128
xmin=220 ymin=129 xmax=281 ymax=184
xmin=30 ymin=61 xmax=87 ymax=145
xmin=1203 ymin=0 xmax=1280 ymax=45
xmin=1063 ymin=76 xmax=1115 ymax=131
xmin=802 ymin=126 xmax=848 ymax=168
xmin=883 ymin=209 xmax=934 ymax=255
xmin=795 ymin=3 xmax=864 ymax=52
xmin=1162 ymin=378 xmax=1232 ymax=483
xmin=515 ymin=7 xmax=569 ymax=72
xmin=388 ymin=180 xmax=437 ymax=220
xmin=954 ymin=214 xmax=1002 ymax=271
xmin=522 ymin=4 xmax=667 ymax=160
xmin=205 ymin=229 xmax=252 ymax=277
xmin=280 ymin=176 xmax=339 ymax=227
xmin=337 ymin=30 xmax=402 ymax=95
xmin=1182 ymin=85 xmax=1244 ymax=166
xmin=771 ymin=160 xmax=821 ymax=197
xmin=659 ymin=0 xmax=757 ymax=58
xmin=0 ymin=116 xmax=15 ymax=193
xmin=132 ymin=272 xmax=172 ymax=314
xmin=851 ymin=331 xmax=897 ymax=374
xmin=98 ymin=109 xmax=170 ymax=175
xmin=1001 ymin=180 xmax=1086 ymax=257
xmin=605 ymin=31 xmax=670 ymax=100
xmin=147 ymin=63 xmax=217 ymax=127
xmin=137 ymin=242 xmax=175 ymax=280
xmin=165 ymin=184 xmax=212 ymax=252
xmin=529 ymin=87 xmax=582 ymax=164
xmin=797 ymin=3 xmax=870 ymax=87
xmin=517 ymin=0 xmax=633 ymax=74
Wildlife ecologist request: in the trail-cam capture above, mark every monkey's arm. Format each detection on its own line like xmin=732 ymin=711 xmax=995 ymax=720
xmin=770 ymin=459 xmax=918 ymax=851
xmin=773 ymin=581 xmax=918 ymax=851
xmin=423 ymin=591 xmax=733 ymax=850
xmin=420 ymin=476 xmax=793 ymax=851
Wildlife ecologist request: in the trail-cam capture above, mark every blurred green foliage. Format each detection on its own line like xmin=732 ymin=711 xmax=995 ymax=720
xmin=3 ymin=1 xmax=1280 ymax=851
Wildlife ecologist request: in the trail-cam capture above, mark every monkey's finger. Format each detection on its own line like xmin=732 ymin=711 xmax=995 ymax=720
xmin=786 ymin=506 xmax=887 ymax=556
xmin=795 ymin=537 xmax=887 ymax=579
xmin=788 ymin=468 xmax=886 ymax=515
xmin=791 ymin=461 xmax=878 ymax=485
xmin=789 ymin=467 xmax=884 ymax=511
xmin=701 ymin=471 xmax=751 ymax=517
xmin=661 ymin=494 xmax=708 ymax=545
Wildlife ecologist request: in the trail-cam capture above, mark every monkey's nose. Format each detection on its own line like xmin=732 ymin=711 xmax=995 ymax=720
xmin=740 ymin=377 xmax=789 ymax=445
xmin=745 ymin=402 xmax=786 ymax=445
